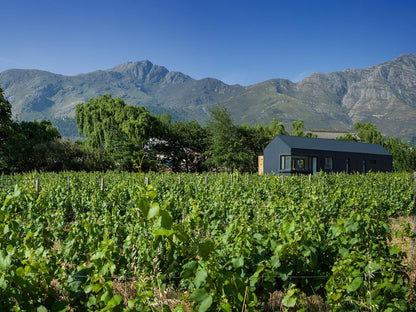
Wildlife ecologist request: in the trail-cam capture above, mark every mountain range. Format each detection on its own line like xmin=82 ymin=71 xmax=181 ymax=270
xmin=1 ymin=54 xmax=416 ymax=140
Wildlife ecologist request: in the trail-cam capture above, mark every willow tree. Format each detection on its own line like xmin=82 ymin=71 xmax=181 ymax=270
xmin=75 ymin=94 xmax=162 ymax=170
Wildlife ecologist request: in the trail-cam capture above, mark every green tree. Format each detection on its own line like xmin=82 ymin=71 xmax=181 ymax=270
xmin=33 ymin=139 xmax=112 ymax=171
xmin=354 ymin=122 xmax=383 ymax=144
xmin=384 ymin=137 xmax=416 ymax=172
xmin=238 ymin=122 xmax=286 ymax=172
xmin=75 ymin=94 xmax=128 ymax=149
xmin=291 ymin=119 xmax=316 ymax=137
xmin=75 ymin=94 xmax=164 ymax=170
xmin=335 ymin=133 xmax=358 ymax=141
xmin=6 ymin=120 xmax=61 ymax=172
xmin=291 ymin=119 xmax=306 ymax=136
xmin=0 ymin=88 xmax=13 ymax=171
xmin=164 ymin=120 xmax=208 ymax=172
xmin=205 ymin=106 xmax=252 ymax=172
xmin=266 ymin=118 xmax=289 ymax=137
xmin=205 ymin=110 xmax=290 ymax=172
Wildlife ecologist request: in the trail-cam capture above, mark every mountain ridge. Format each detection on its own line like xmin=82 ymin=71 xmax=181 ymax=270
xmin=1 ymin=54 xmax=416 ymax=140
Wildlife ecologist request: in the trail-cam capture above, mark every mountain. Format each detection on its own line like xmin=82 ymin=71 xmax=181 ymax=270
xmin=1 ymin=54 xmax=416 ymax=140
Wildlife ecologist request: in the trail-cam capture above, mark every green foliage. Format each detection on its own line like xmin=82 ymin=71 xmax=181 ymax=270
xmin=384 ymin=136 xmax=416 ymax=172
xmin=205 ymin=106 xmax=245 ymax=171
xmin=354 ymin=122 xmax=383 ymax=144
xmin=291 ymin=119 xmax=316 ymax=137
xmin=266 ymin=118 xmax=289 ymax=137
xmin=0 ymin=88 xmax=13 ymax=170
xmin=3 ymin=120 xmax=61 ymax=172
xmin=291 ymin=119 xmax=306 ymax=136
xmin=162 ymin=120 xmax=209 ymax=172
xmin=205 ymin=106 xmax=288 ymax=172
xmin=335 ymin=133 xmax=358 ymax=141
xmin=75 ymin=94 xmax=166 ymax=170
xmin=1 ymin=171 xmax=414 ymax=310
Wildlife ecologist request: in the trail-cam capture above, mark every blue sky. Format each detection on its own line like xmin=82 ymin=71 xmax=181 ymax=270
xmin=2 ymin=0 xmax=416 ymax=85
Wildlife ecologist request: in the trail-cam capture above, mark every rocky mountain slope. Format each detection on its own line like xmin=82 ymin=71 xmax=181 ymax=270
xmin=1 ymin=54 xmax=415 ymax=140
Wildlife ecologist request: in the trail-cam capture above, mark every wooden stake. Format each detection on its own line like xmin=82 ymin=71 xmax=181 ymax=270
xmin=35 ymin=180 xmax=40 ymax=193
xmin=100 ymin=178 xmax=105 ymax=191
xmin=241 ymin=286 xmax=248 ymax=312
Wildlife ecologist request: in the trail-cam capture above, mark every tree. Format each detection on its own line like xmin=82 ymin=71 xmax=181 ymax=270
xmin=205 ymin=106 xmax=252 ymax=172
xmin=161 ymin=120 xmax=209 ymax=172
xmin=291 ymin=119 xmax=315 ymax=137
xmin=266 ymin=118 xmax=288 ymax=138
xmin=32 ymin=139 xmax=112 ymax=172
xmin=383 ymin=137 xmax=416 ymax=172
xmin=335 ymin=133 xmax=358 ymax=141
xmin=354 ymin=122 xmax=383 ymax=144
xmin=238 ymin=122 xmax=286 ymax=172
xmin=5 ymin=120 xmax=61 ymax=172
xmin=75 ymin=94 xmax=128 ymax=149
xmin=0 ymin=88 xmax=13 ymax=170
xmin=75 ymin=94 xmax=164 ymax=170
xmin=291 ymin=119 xmax=306 ymax=136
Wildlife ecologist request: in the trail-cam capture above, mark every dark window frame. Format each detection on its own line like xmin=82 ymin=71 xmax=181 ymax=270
xmin=280 ymin=154 xmax=316 ymax=173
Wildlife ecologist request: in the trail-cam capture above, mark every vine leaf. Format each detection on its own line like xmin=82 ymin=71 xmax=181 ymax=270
xmin=147 ymin=203 xmax=160 ymax=219
xmin=198 ymin=239 xmax=214 ymax=260
xmin=191 ymin=288 xmax=213 ymax=312
xmin=194 ymin=269 xmax=208 ymax=288
xmin=346 ymin=277 xmax=362 ymax=292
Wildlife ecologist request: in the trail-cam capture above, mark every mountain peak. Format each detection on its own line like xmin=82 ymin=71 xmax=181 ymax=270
xmin=108 ymin=60 xmax=169 ymax=84
xmin=393 ymin=53 xmax=416 ymax=67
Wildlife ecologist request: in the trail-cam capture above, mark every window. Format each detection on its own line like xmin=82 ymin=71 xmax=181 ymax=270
xmin=293 ymin=157 xmax=307 ymax=170
xmin=281 ymin=155 xmax=313 ymax=171
xmin=369 ymin=160 xmax=377 ymax=165
xmin=324 ymin=157 xmax=333 ymax=170
xmin=281 ymin=156 xmax=291 ymax=170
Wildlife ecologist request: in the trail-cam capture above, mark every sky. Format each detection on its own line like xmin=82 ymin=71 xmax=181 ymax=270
xmin=1 ymin=0 xmax=416 ymax=86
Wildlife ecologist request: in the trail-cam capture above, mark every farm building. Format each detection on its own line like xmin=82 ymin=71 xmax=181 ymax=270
xmin=262 ymin=135 xmax=392 ymax=175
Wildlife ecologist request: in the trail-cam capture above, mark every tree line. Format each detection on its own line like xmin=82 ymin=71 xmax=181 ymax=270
xmin=1 ymin=90 xmax=415 ymax=173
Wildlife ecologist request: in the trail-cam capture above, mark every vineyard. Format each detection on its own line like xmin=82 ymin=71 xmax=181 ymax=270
xmin=0 ymin=171 xmax=416 ymax=311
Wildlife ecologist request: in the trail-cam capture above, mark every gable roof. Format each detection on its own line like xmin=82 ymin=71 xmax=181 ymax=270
xmin=274 ymin=135 xmax=391 ymax=156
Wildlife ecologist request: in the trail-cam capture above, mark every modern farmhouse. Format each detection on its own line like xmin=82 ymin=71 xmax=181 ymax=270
xmin=262 ymin=135 xmax=392 ymax=175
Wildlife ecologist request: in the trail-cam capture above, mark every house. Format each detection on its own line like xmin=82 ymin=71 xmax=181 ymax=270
xmin=262 ymin=135 xmax=392 ymax=175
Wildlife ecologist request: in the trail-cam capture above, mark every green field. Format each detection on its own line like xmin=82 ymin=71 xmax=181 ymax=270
xmin=0 ymin=172 xmax=415 ymax=311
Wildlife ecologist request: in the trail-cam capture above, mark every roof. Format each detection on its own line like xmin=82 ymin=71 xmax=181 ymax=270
xmin=273 ymin=135 xmax=391 ymax=156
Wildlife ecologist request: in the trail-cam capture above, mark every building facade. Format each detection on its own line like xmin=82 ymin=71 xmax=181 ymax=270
xmin=263 ymin=135 xmax=392 ymax=175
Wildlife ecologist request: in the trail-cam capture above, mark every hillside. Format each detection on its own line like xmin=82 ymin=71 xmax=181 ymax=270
xmin=1 ymin=54 xmax=416 ymax=140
